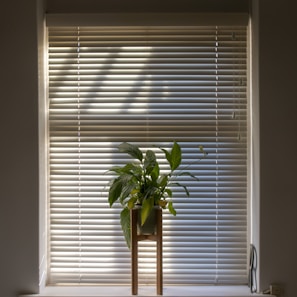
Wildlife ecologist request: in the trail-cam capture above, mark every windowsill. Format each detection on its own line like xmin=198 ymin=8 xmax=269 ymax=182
xmin=20 ymin=285 xmax=268 ymax=297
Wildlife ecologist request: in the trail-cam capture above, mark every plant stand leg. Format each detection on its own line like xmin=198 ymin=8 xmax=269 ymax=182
xmin=156 ymin=208 xmax=163 ymax=295
xmin=131 ymin=209 xmax=138 ymax=295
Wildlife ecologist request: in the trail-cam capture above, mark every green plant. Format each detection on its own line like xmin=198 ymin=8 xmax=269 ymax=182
xmin=108 ymin=141 xmax=206 ymax=248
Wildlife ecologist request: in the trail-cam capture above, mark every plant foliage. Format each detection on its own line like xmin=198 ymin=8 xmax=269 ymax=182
xmin=108 ymin=141 xmax=207 ymax=248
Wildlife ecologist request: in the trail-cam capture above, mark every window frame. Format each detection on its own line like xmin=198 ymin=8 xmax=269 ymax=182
xmin=36 ymin=14 xmax=253 ymax=294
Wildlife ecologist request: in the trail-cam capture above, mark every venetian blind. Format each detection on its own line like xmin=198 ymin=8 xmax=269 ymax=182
xmin=47 ymin=25 xmax=248 ymax=285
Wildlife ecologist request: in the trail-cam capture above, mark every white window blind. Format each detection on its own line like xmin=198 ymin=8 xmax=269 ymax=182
xmin=47 ymin=25 xmax=248 ymax=285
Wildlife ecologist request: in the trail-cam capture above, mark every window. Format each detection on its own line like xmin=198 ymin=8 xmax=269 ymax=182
xmin=47 ymin=23 xmax=248 ymax=285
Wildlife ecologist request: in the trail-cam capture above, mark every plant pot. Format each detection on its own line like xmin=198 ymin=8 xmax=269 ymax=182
xmin=136 ymin=205 xmax=160 ymax=235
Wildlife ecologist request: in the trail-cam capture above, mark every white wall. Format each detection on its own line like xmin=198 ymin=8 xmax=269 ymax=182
xmin=0 ymin=0 xmax=296 ymax=296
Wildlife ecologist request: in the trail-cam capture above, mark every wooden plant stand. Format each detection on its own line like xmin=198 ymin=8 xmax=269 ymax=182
xmin=130 ymin=208 xmax=163 ymax=295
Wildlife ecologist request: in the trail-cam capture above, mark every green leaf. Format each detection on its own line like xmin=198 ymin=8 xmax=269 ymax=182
xmin=127 ymin=196 xmax=138 ymax=209
xmin=179 ymin=171 xmax=200 ymax=181
xmin=108 ymin=177 xmax=123 ymax=207
xmin=150 ymin=162 xmax=160 ymax=182
xmin=118 ymin=142 xmax=143 ymax=162
xmin=199 ymin=145 xmax=208 ymax=157
xmin=141 ymin=198 xmax=154 ymax=226
xmin=168 ymin=201 xmax=177 ymax=216
xmin=160 ymin=147 xmax=172 ymax=168
xmin=108 ymin=165 xmax=123 ymax=174
xmin=164 ymin=188 xmax=172 ymax=198
xmin=119 ymin=182 xmax=137 ymax=205
xmin=159 ymin=174 xmax=168 ymax=187
xmin=170 ymin=182 xmax=190 ymax=197
xmin=170 ymin=141 xmax=182 ymax=171
xmin=143 ymin=183 xmax=157 ymax=200
xmin=109 ymin=172 xmax=137 ymax=206
xmin=144 ymin=150 xmax=157 ymax=174
xmin=109 ymin=163 xmax=141 ymax=179
xmin=120 ymin=208 xmax=131 ymax=249
xmin=122 ymin=163 xmax=141 ymax=174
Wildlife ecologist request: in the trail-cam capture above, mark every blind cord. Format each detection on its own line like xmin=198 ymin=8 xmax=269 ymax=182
xmin=249 ymin=244 xmax=257 ymax=293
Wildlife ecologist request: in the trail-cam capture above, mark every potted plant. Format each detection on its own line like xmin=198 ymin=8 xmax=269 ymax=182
xmin=108 ymin=141 xmax=206 ymax=248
